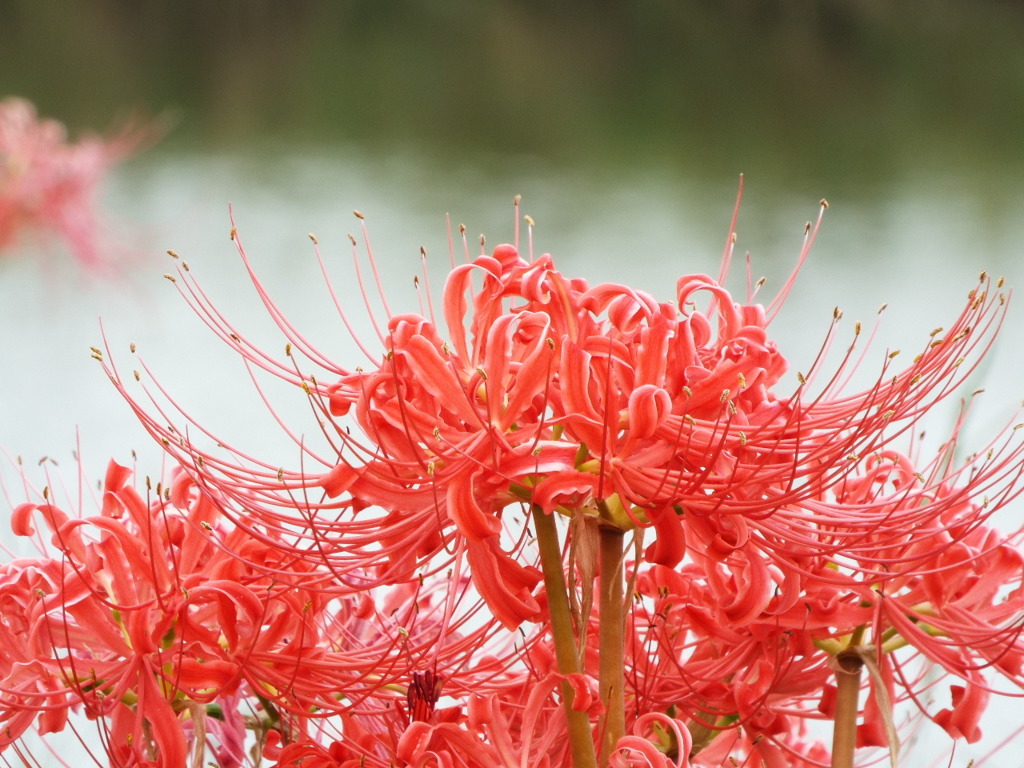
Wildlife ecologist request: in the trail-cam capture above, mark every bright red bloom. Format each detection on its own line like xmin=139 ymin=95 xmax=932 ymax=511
xmin=3 ymin=458 xmax=507 ymax=767
xmin=119 ymin=205 xmax=1017 ymax=602
xmin=86 ymin=194 xmax=1024 ymax=767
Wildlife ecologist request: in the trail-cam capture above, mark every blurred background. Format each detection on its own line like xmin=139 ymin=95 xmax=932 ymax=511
xmin=2 ymin=1 xmax=1024 ymax=763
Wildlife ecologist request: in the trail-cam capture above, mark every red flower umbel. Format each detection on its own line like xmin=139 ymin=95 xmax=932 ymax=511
xmin=82 ymin=194 xmax=1024 ymax=768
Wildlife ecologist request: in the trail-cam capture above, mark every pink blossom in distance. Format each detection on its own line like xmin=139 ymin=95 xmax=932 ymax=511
xmin=0 ymin=97 xmax=155 ymax=269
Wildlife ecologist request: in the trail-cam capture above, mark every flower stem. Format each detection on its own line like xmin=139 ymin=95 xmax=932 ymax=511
xmin=532 ymin=507 xmax=598 ymax=768
xmin=830 ymin=650 xmax=864 ymax=768
xmin=598 ymin=524 xmax=625 ymax=766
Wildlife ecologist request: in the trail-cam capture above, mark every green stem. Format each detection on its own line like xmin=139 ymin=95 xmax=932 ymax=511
xmin=532 ymin=507 xmax=598 ymax=768
xmin=830 ymin=650 xmax=864 ymax=768
xmin=598 ymin=524 xmax=625 ymax=767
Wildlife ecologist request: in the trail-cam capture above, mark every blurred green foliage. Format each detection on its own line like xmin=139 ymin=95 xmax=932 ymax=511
xmin=3 ymin=0 xmax=1024 ymax=194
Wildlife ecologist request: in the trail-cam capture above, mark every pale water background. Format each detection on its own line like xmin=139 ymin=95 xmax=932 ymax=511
xmin=3 ymin=2 xmax=1024 ymax=766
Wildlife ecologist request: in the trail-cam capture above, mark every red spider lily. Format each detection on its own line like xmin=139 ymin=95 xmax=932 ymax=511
xmin=103 ymin=204 xmax=1023 ymax=639
xmin=0 ymin=97 xmax=156 ymax=269
xmin=70 ymin=191 xmax=1024 ymax=767
xmin=2 ymin=449 xmax=568 ymax=767
xmin=846 ymin=507 xmax=1024 ymax=744
xmin=262 ymin=664 xmax=593 ymax=768
xmin=2 ymin=458 xmax=524 ymax=767
xmin=626 ymin=442 xmax=1024 ymax=765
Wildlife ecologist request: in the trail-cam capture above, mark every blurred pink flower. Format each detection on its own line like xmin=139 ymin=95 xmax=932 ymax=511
xmin=0 ymin=97 xmax=155 ymax=269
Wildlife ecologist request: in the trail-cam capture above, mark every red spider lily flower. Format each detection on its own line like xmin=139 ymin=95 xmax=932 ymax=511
xmin=2 ymin=459 xmax=494 ymax=767
xmin=106 ymin=200 xmax=1019 ymax=606
xmin=847 ymin=508 xmax=1024 ymax=744
xmin=90 ymin=193 xmax=1024 ymax=768
xmin=0 ymin=556 xmax=79 ymax=747
xmin=264 ymin=669 xmax=590 ymax=768
xmin=626 ymin=440 xmax=1024 ymax=763
xmin=3 ymin=452 xmax=559 ymax=767
xmin=0 ymin=97 xmax=156 ymax=269
xmin=626 ymin=556 xmax=837 ymax=759
xmin=2 ymin=464 xmax=256 ymax=766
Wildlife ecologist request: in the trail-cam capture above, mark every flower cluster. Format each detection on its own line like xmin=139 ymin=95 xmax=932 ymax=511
xmin=0 ymin=97 xmax=154 ymax=269
xmin=4 ymin=193 xmax=1024 ymax=768
xmin=3 ymin=458 xmax=537 ymax=767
